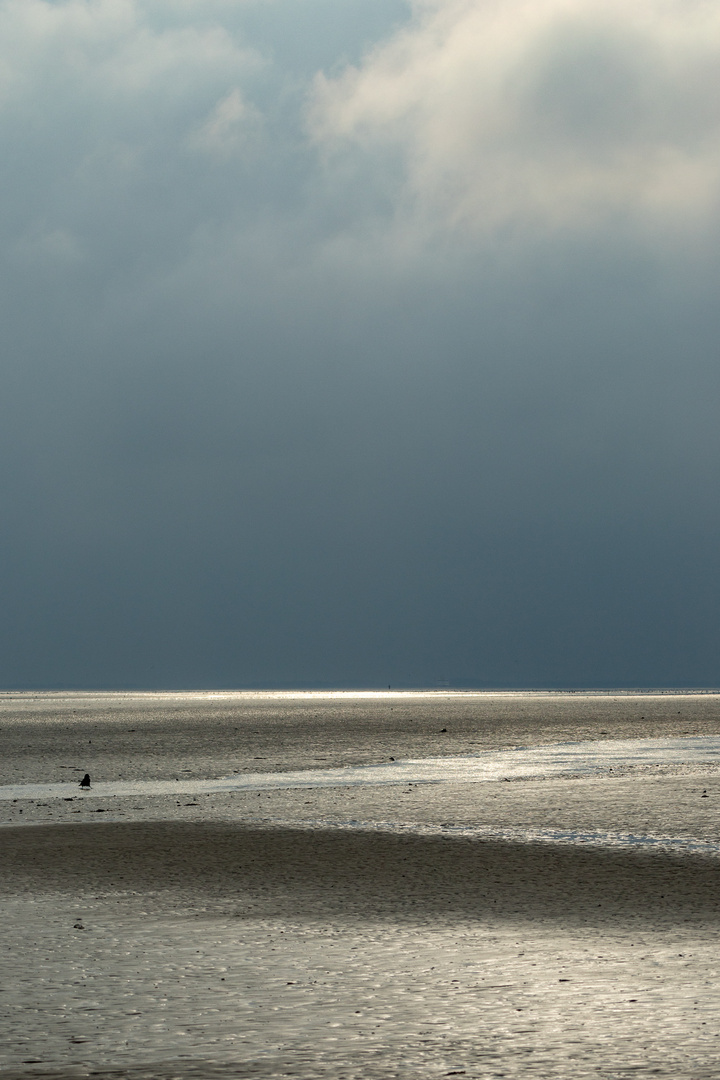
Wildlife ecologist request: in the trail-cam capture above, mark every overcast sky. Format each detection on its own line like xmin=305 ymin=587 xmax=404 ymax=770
xmin=2 ymin=0 xmax=720 ymax=689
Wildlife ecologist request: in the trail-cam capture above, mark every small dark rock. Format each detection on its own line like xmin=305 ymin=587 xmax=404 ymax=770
xmin=79 ymin=774 xmax=91 ymax=788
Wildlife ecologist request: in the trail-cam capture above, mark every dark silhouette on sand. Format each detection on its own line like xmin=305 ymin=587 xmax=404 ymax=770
xmin=79 ymin=774 xmax=91 ymax=789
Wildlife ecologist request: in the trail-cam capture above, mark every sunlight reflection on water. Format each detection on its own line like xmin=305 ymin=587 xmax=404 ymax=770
xmin=2 ymin=735 xmax=720 ymax=802
xmin=306 ymin=817 xmax=720 ymax=857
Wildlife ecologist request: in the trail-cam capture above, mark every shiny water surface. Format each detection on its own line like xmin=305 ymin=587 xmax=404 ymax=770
xmin=1 ymin=734 xmax=719 ymax=802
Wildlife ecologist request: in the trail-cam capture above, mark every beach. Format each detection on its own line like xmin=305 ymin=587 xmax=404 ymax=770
xmin=2 ymin=691 xmax=720 ymax=1078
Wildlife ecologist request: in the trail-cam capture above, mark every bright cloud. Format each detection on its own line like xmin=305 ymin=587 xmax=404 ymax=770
xmin=309 ymin=0 xmax=720 ymax=235
xmin=186 ymin=87 xmax=260 ymax=158
xmin=0 ymin=0 xmax=264 ymax=277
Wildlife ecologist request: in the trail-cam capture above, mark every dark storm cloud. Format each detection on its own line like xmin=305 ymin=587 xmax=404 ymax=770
xmin=1 ymin=0 xmax=720 ymax=688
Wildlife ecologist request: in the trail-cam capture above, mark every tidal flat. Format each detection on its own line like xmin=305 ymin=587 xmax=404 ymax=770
xmin=2 ymin=690 xmax=720 ymax=1079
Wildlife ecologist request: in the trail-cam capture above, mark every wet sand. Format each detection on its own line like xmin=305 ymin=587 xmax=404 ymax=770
xmin=3 ymin=688 xmax=720 ymax=785
xmin=2 ymin=692 xmax=720 ymax=1078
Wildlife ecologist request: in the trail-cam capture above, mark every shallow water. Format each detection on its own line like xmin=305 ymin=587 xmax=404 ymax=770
xmin=2 ymin=734 xmax=719 ymax=802
xmin=317 ymin=817 xmax=720 ymax=856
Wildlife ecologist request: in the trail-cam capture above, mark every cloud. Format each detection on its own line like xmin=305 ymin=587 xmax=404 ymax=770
xmin=12 ymin=223 xmax=86 ymax=266
xmin=186 ymin=87 xmax=261 ymax=158
xmin=0 ymin=0 xmax=266 ymax=291
xmin=0 ymin=0 xmax=719 ymax=688
xmin=310 ymin=0 xmax=720 ymax=237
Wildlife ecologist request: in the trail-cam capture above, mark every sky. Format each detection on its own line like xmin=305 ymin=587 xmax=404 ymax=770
xmin=1 ymin=0 xmax=720 ymax=690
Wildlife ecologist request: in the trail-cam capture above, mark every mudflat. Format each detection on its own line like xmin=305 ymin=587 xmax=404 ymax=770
xmin=2 ymin=691 xmax=720 ymax=1079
